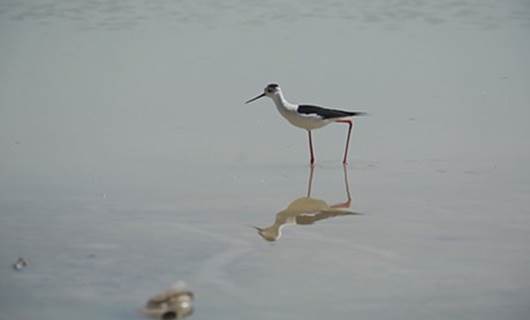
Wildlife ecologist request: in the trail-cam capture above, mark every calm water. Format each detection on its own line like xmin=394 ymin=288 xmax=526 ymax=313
xmin=1 ymin=1 xmax=530 ymax=319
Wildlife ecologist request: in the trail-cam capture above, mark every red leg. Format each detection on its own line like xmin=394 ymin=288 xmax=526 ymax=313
xmin=336 ymin=120 xmax=353 ymax=164
xmin=308 ymin=130 xmax=315 ymax=165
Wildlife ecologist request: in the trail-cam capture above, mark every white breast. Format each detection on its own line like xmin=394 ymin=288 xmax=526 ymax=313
xmin=276 ymin=105 xmax=331 ymax=130
xmin=270 ymin=92 xmax=332 ymax=130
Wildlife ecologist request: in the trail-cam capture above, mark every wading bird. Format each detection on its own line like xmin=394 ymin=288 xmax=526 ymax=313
xmin=245 ymin=83 xmax=366 ymax=164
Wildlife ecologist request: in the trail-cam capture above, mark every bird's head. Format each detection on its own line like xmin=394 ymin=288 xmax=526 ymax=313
xmin=252 ymin=226 xmax=280 ymax=242
xmin=245 ymin=83 xmax=281 ymax=104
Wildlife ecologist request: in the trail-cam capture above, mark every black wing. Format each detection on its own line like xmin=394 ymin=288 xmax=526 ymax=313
xmin=297 ymin=105 xmax=367 ymax=119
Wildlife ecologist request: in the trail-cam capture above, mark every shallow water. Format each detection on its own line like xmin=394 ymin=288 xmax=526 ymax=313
xmin=1 ymin=1 xmax=530 ymax=319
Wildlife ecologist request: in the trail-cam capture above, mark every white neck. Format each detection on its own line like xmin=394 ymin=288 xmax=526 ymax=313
xmin=271 ymin=90 xmax=296 ymax=111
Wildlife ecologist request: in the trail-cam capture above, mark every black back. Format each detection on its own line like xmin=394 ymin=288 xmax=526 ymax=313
xmin=297 ymin=105 xmax=366 ymax=119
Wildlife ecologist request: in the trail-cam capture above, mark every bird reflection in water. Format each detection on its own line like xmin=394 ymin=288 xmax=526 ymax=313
xmin=254 ymin=166 xmax=360 ymax=242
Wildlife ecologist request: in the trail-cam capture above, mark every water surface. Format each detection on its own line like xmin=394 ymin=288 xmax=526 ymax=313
xmin=1 ymin=1 xmax=530 ymax=319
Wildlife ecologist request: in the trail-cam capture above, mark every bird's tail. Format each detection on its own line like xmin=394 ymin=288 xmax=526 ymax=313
xmin=347 ymin=112 xmax=368 ymax=117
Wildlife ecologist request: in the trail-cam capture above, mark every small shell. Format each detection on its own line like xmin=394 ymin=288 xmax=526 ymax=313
xmin=143 ymin=283 xmax=194 ymax=319
xmin=12 ymin=258 xmax=28 ymax=271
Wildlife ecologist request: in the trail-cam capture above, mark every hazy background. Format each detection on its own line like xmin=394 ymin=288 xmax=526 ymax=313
xmin=1 ymin=1 xmax=529 ymax=319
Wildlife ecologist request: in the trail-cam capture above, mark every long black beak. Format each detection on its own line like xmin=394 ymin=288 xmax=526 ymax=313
xmin=245 ymin=93 xmax=265 ymax=104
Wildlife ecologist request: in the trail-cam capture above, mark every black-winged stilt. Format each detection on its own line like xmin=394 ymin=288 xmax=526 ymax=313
xmin=245 ymin=83 xmax=366 ymax=165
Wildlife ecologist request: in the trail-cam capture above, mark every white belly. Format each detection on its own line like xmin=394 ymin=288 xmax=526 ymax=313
xmin=278 ymin=108 xmax=331 ymax=130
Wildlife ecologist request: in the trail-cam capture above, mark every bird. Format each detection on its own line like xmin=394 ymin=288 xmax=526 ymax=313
xmin=254 ymin=165 xmax=360 ymax=242
xmin=245 ymin=83 xmax=366 ymax=165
